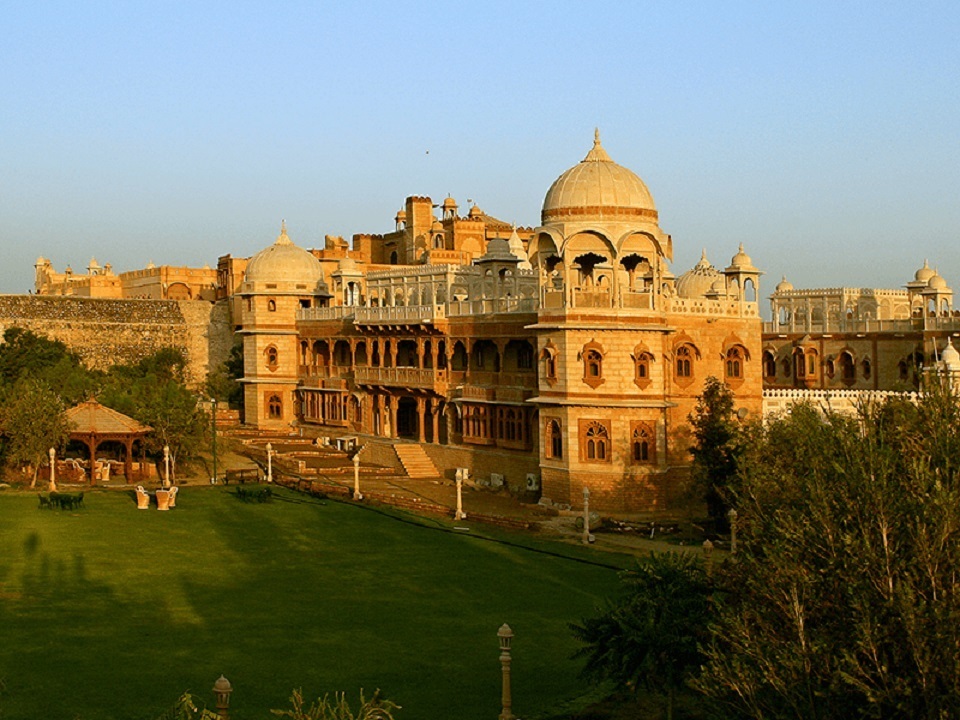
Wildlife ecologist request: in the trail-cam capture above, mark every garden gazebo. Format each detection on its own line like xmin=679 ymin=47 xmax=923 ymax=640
xmin=65 ymin=399 xmax=152 ymax=484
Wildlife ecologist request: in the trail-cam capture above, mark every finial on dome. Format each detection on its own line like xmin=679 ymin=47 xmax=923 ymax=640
xmin=583 ymin=128 xmax=612 ymax=163
xmin=701 ymin=248 xmax=708 ymax=261
xmin=739 ymin=242 xmax=745 ymax=252
xmin=276 ymin=219 xmax=292 ymax=245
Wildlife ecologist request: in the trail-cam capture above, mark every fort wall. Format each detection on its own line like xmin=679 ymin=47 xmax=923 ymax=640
xmin=0 ymin=295 xmax=234 ymax=388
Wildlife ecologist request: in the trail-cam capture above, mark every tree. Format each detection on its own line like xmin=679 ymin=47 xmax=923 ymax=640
xmin=0 ymin=327 xmax=94 ymax=403
xmin=689 ymin=376 xmax=743 ymax=528
xmin=571 ymin=552 xmax=712 ymax=720
xmin=697 ymin=384 xmax=960 ymax=719
xmin=100 ymin=349 xmax=207 ymax=478
xmin=0 ymin=376 xmax=71 ymax=487
xmin=206 ymin=339 xmax=244 ymax=408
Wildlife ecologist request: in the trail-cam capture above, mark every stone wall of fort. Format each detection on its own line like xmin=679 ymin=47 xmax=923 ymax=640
xmin=0 ymin=295 xmax=235 ymax=388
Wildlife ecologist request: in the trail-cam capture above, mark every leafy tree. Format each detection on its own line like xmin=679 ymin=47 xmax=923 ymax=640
xmin=689 ymin=376 xmax=744 ymax=528
xmin=571 ymin=552 xmax=712 ymax=720
xmin=206 ymin=339 xmax=244 ymax=408
xmin=0 ymin=376 xmax=71 ymax=487
xmin=697 ymin=383 xmax=960 ymax=719
xmin=0 ymin=327 xmax=90 ymax=392
xmin=100 ymin=349 xmax=207 ymax=478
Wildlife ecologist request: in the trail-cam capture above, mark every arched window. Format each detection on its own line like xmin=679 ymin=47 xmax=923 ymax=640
xmin=725 ymin=347 xmax=744 ymax=379
xmin=631 ymin=423 xmax=655 ymax=464
xmin=585 ymin=350 xmax=602 ymax=378
xmin=265 ymin=345 xmax=279 ymax=370
xmin=582 ymin=421 xmax=610 ymax=462
xmin=862 ymin=357 xmax=872 ymax=380
xmin=839 ymin=351 xmax=856 ymax=383
xmin=546 ymin=419 xmax=562 ymax=459
xmin=541 ymin=344 xmax=558 ymax=384
xmin=762 ymin=351 xmax=776 ymax=379
xmin=676 ymin=345 xmax=694 ymax=378
xmin=267 ymin=298 xmax=277 ymax=312
xmin=267 ymin=394 xmax=282 ymax=419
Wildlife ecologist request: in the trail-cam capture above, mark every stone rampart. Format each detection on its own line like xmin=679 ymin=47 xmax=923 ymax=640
xmin=0 ymin=295 xmax=235 ymax=388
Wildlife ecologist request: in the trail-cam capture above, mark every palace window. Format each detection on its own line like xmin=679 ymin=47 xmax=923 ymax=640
xmin=762 ymin=351 xmax=777 ymax=379
xmin=265 ymin=345 xmax=279 ymax=370
xmin=676 ymin=345 xmax=694 ymax=378
xmin=581 ymin=420 xmax=610 ymax=462
xmin=545 ymin=419 xmax=563 ymax=459
xmin=541 ymin=344 xmax=558 ymax=385
xmin=839 ymin=351 xmax=855 ymax=383
xmin=267 ymin=394 xmax=282 ymax=419
xmin=631 ymin=423 xmax=655 ymax=464
xmin=581 ymin=341 xmax=605 ymax=389
xmin=267 ymin=298 xmax=277 ymax=312
xmin=725 ymin=347 xmax=744 ymax=379
xmin=862 ymin=357 xmax=872 ymax=380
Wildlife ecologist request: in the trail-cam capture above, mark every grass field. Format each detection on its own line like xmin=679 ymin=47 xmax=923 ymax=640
xmin=0 ymin=486 xmax=629 ymax=720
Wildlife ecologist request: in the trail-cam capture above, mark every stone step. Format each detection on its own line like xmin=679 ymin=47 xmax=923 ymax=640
xmin=394 ymin=445 xmax=440 ymax=479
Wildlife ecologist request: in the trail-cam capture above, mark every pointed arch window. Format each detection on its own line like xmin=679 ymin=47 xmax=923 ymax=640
xmin=676 ymin=345 xmax=694 ymax=378
xmin=581 ymin=341 xmax=606 ymax=389
xmin=762 ymin=350 xmax=777 ymax=379
xmin=633 ymin=347 xmax=654 ymax=389
xmin=725 ymin=347 xmax=744 ymax=379
xmin=267 ymin=393 xmax=282 ymax=419
xmin=631 ymin=422 xmax=656 ymax=464
xmin=545 ymin=419 xmax=563 ymax=459
xmin=265 ymin=345 xmax=279 ymax=371
xmin=580 ymin=420 xmax=611 ymax=463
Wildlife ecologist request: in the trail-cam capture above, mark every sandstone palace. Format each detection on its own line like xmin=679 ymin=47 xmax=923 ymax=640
xmin=14 ymin=133 xmax=960 ymax=513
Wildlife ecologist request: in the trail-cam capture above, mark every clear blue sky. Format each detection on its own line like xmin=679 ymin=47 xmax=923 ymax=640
xmin=2 ymin=1 xmax=958 ymax=296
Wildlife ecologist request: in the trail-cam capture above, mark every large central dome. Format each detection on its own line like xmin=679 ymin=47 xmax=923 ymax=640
xmin=542 ymin=130 xmax=657 ymax=224
xmin=242 ymin=222 xmax=327 ymax=293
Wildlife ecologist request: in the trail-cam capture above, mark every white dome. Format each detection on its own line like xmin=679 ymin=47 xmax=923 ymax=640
xmin=542 ymin=130 xmax=656 ymax=224
xmin=243 ymin=223 xmax=327 ymax=293
xmin=676 ymin=250 xmax=723 ymax=299
xmin=915 ymin=259 xmax=935 ymax=283
xmin=775 ymin=275 xmax=794 ymax=293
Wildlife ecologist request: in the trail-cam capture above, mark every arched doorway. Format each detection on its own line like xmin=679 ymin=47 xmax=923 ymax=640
xmin=397 ymin=397 xmax=419 ymax=439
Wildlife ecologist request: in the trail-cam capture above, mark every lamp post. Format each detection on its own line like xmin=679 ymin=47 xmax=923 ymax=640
xmin=728 ymin=508 xmax=739 ymax=555
xmin=48 ymin=447 xmax=57 ymax=493
xmin=352 ymin=452 xmax=362 ymax=500
xmin=498 ymin=623 xmax=515 ymax=720
xmin=582 ymin=486 xmax=591 ymax=545
xmin=702 ymin=538 xmax=714 ymax=577
xmin=211 ymin=397 xmax=218 ymax=484
xmin=212 ymin=675 xmax=232 ymax=719
xmin=163 ymin=444 xmax=170 ymax=488
xmin=266 ymin=442 xmax=273 ymax=483
xmin=455 ymin=469 xmax=466 ymax=521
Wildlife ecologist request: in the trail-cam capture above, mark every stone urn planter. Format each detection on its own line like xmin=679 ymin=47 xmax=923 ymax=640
xmin=155 ymin=489 xmax=171 ymax=511
xmin=168 ymin=486 xmax=178 ymax=508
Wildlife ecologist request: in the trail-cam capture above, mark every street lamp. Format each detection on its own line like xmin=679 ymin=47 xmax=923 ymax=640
xmin=163 ymin=444 xmax=170 ymax=488
xmin=582 ymin=486 xmax=590 ymax=543
xmin=266 ymin=442 xmax=273 ymax=483
xmin=352 ymin=452 xmax=362 ymax=500
xmin=48 ymin=447 xmax=57 ymax=493
xmin=728 ymin=508 xmax=739 ymax=555
xmin=210 ymin=397 xmax=218 ymax=484
xmin=498 ymin=623 xmax=515 ymax=720
xmin=212 ymin=675 xmax=232 ymax=719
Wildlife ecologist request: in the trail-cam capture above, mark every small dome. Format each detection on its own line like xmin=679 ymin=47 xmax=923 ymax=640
xmin=431 ymin=220 xmax=444 ymax=232
xmin=942 ymin=338 xmax=960 ymax=371
xmin=929 ymin=273 xmax=949 ymax=290
xmin=675 ymin=250 xmax=723 ymax=299
xmin=468 ymin=205 xmax=483 ymax=218
xmin=338 ymin=257 xmax=358 ymax=272
xmin=776 ymin=275 xmax=794 ymax=293
xmin=480 ymin=237 xmax=516 ymax=262
xmin=915 ymin=259 xmax=935 ymax=283
xmin=727 ymin=243 xmax=757 ymax=271
xmin=542 ymin=129 xmax=656 ymax=224
xmin=395 ymin=209 xmax=407 ymax=221
xmin=243 ymin=222 xmax=326 ymax=292
xmin=442 ymin=196 xmax=458 ymax=208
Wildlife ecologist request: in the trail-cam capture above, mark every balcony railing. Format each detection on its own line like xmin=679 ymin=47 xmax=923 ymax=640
xmin=354 ymin=366 xmax=447 ymax=389
xmin=354 ymin=305 xmax=446 ymax=324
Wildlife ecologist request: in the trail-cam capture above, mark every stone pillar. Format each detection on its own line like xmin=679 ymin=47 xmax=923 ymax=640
xmin=417 ymin=397 xmax=426 ymax=443
xmin=432 ymin=400 xmax=440 ymax=444
xmin=389 ymin=398 xmax=398 ymax=439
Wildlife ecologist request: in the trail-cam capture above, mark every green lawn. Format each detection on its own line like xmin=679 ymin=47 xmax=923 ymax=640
xmin=0 ymin=486 xmax=627 ymax=720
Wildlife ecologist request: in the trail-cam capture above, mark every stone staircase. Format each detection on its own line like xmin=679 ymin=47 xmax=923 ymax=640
xmin=394 ymin=444 xmax=440 ymax=479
